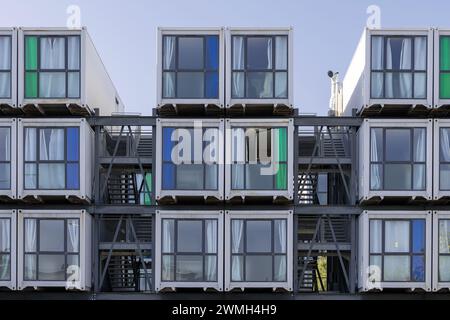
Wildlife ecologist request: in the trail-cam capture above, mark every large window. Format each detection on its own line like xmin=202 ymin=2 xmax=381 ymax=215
xmin=230 ymin=219 xmax=286 ymax=282
xmin=231 ymin=127 xmax=287 ymax=190
xmin=369 ymin=219 xmax=425 ymax=282
xmin=0 ymin=127 xmax=10 ymax=190
xmin=370 ymin=127 xmax=426 ymax=191
xmin=24 ymin=218 xmax=80 ymax=281
xmin=0 ymin=218 xmax=11 ymax=281
xmin=162 ymin=127 xmax=218 ymax=190
xmin=371 ymin=36 xmax=427 ymax=99
xmin=231 ymin=35 xmax=288 ymax=99
xmin=162 ymin=35 xmax=219 ymax=99
xmin=440 ymin=36 xmax=450 ymax=99
xmin=438 ymin=219 xmax=450 ymax=282
xmin=0 ymin=36 xmax=11 ymax=99
xmin=161 ymin=219 xmax=218 ymax=282
xmin=24 ymin=35 xmax=80 ymax=99
xmin=24 ymin=127 xmax=80 ymax=190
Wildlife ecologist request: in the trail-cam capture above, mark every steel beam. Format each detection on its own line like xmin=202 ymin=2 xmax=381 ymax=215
xmin=88 ymin=116 xmax=157 ymax=127
xmin=295 ymin=206 xmax=362 ymax=215
xmin=294 ymin=116 xmax=362 ymax=127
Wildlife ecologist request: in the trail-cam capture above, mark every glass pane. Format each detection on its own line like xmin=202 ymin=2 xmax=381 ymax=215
xmin=178 ymin=37 xmax=203 ymax=69
xmin=0 ymin=255 xmax=10 ymax=280
xmin=275 ymin=36 xmax=287 ymax=70
xmin=176 ymin=255 xmax=203 ymax=281
xmin=246 ymin=220 xmax=272 ymax=252
xmin=205 ymin=220 xmax=217 ymax=253
xmin=24 ymin=254 xmax=36 ymax=280
xmin=177 ymin=72 xmax=204 ymax=98
xmin=275 ymin=163 xmax=287 ymax=190
xmin=414 ymin=73 xmax=426 ymax=98
xmin=161 ymin=255 xmax=174 ymax=281
xmin=25 ymin=36 xmax=38 ymax=70
xmin=412 ymin=220 xmax=425 ymax=253
xmin=162 ymin=127 xmax=175 ymax=161
xmin=369 ymin=255 xmax=382 ymax=282
xmin=67 ymin=36 xmax=80 ymax=70
xmin=371 ymin=72 xmax=383 ymax=98
xmin=205 ymin=164 xmax=217 ymax=190
xmin=176 ymin=164 xmax=204 ymax=189
xmin=162 ymin=163 xmax=175 ymax=189
xmin=205 ymin=36 xmax=218 ymax=70
xmin=40 ymin=128 xmax=64 ymax=160
xmin=67 ymin=255 xmax=80 ymax=281
xmin=0 ymin=36 xmax=11 ymax=70
xmin=413 ymin=164 xmax=425 ymax=190
xmin=38 ymin=164 xmax=65 ymax=189
xmin=232 ymin=72 xmax=244 ymax=98
xmin=440 ymin=73 xmax=450 ymax=99
xmin=25 ymin=128 xmax=36 ymax=161
xmin=384 ymin=164 xmax=411 ymax=190
xmin=205 ymin=256 xmax=217 ymax=281
xmin=441 ymin=164 xmax=450 ymax=190
xmin=40 ymin=220 xmax=65 ymax=252
xmin=231 ymin=220 xmax=244 ymax=253
xmin=247 ymin=37 xmax=272 ymax=70
xmin=39 ymin=72 xmax=66 ymax=98
xmin=0 ymin=219 xmax=10 ymax=252
xmin=414 ymin=37 xmax=427 ymax=71
xmin=439 ymin=256 xmax=450 ymax=282
xmin=371 ymin=36 xmax=384 ymax=70
xmin=276 ymin=128 xmax=287 ymax=161
xmin=38 ymin=254 xmax=65 ymax=281
xmin=68 ymin=72 xmax=80 ymax=98
xmin=441 ymin=36 xmax=450 ymax=71
xmin=274 ymin=220 xmax=286 ymax=253
xmin=232 ymin=36 xmax=244 ymax=70
xmin=67 ymin=127 xmax=80 ymax=161
xmin=67 ymin=219 xmax=79 ymax=253
xmin=413 ymin=128 xmax=426 ymax=162
xmin=370 ymin=165 xmax=383 ymax=190
xmin=0 ymin=163 xmax=10 ymax=190
xmin=370 ymin=128 xmax=383 ymax=162
xmin=275 ymin=72 xmax=287 ymax=98
xmin=162 ymin=219 xmax=174 ymax=253
xmin=246 ymin=72 xmax=273 ymax=98
xmin=0 ymin=72 xmax=10 ymax=98
xmin=384 ymin=72 xmax=413 ymax=98
xmin=385 ymin=129 xmax=411 ymax=161
xmin=246 ymin=164 xmax=274 ymax=189
xmin=412 ymin=256 xmax=425 ymax=282
xmin=441 ymin=128 xmax=450 ymax=162
xmin=370 ymin=220 xmax=382 ymax=253
xmin=205 ymin=72 xmax=218 ymax=99
xmin=245 ymin=255 xmax=272 ymax=281
xmin=24 ymin=219 xmax=37 ymax=252
xmin=163 ymin=36 xmax=176 ymax=70
xmin=67 ymin=163 xmax=79 ymax=189
xmin=439 ymin=220 xmax=450 ymax=253
xmin=162 ymin=72 xmax=175 ymax=98
xmin=231 ymin=164 xmax=244 ymax=190
xmin=25 ymin=72 xmax=38 ymax=98
xmin=177 ymin=220 xmax=203 ymax=253
xmin=24 ymin=163 xmax=37 ymax=189
xmin=385 ymin=221 xmax=410 ymax=252
xmin=231 ymin=256 xmax=243 ymax=281
xmin=386 ymin=37 xmax=412 ymax=70
xmin=384 ymin=256 xmax=410 ymax=281
xmin=274 ymin=256 xmax=286 ymax=281
xmin=40 ymin=37 xmax=65 ymax=69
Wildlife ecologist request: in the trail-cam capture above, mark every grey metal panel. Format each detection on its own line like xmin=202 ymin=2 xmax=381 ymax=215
xmin=295 ymin=206 xmax=362 ymax=215
xmin=98 ymin=157 xmax=152 ymax=166
xmin=88 ymin=116 xmax=157 ymax=126
xmin=294 ymin=117 xmax=362 ymax=127
xmin=298 ymin=157 xmax=352 ymax=165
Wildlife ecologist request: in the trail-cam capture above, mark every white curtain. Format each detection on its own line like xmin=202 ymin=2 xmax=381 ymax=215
xmin=25 ymin=128 xmax=36 ymax=161
xmin=414 ymin=37 xmax=427 ymax=70
xmin=40 ymin=129 xmax=64 ymax=160
xmin=67 ymin=36 xmax=80 ymax=70
xmin=371 ymin=36 xmax=384 ymax=70
xmin=275 ymin=36 xmax=287 ymax=70
xmin=385 ymin=221 xmax=409 ymax=252
xmin=232 ymin=72 xmax=244 ymax=98
xmin=439 ymin=220 xmax=450 ymax=254
xmin=162 ymin=220 xmax=173 ymax=253
xmin=231 ymin=220 xmax=243 ymax=281
xmin=261 ymin=73 xmax=273 ymax=98
xmin=163 ymin=73 xmax=175 ymax=98
xmin=399 ymin=39 xmax=412 ymax=98
xmin=266 ymin=38 xmax=272 ymax=69
xmin=205 ymin=220 xmax=217 ymax=281
xmin=163 ymin=36 xmax=175 ymax=70
xmin=369 ymin=220 xmax=382 ymax=253
xmin=441 ymin=129 xmax=450 ymax=162
xmin=0 ymin=36 xmax=10 ymax=70
xmin=232 ymin=128 xmax=245 ymax=189
xmin=67 ymin=219 xmax=80 ymax=253
xmin=0 ymin=128 xmax=10 ymax=161
xmin=0 ymin=219 xmax=10 ymax=252
xmin=0 ymin=72 xmax=9 ymax=98
xmin=275 ymin=72 xmax=287 ymax=98
xmin=413 ymin=129 xmax=426 ymax=190
xmin=371 ymin=73 xmax=383 ymax=98
xmin=25 ymin=219 xmax=37 ymax=252
xmin=40 ymin=37 xmax=65 ymax=69
xmin=39 ymin=72 xmax=65 ymax=98
xmin=232 ymin=37 xmax=244 ymax=70
xmin=275 ymin=220 xmax=286 ymax=281
xmin=370 ymin=129 xmax=382 ymax=190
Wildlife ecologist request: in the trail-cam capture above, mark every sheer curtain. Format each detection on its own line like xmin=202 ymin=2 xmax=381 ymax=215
xmin=67 ymin=219 xmax=79 ymax=253
xmin=232 ymin=128 xmax=245 ymax=189
xmin=0 ymin=36 xmax=11 ymax=98
xmin=25 ymin=128 xmax=36 ymax=161
xmin=162 ymin=220 xmax=173 ymax=253
xmin=370 ymin=129 xmax=381 ymax=189
xmin=385 ymin=221 xmax=409 ymax=252
xmin=441 ymin=129 xmax=450 ymax=162
xmin=275 ymin=37 xmax=287 ymax=69
xmin=231 ymin=220 xmax=243 ymax=281
xmin=205 ymin=220 xmax=217 ymax=281
xmin=40 ymin=37 xmax=65 ymax=98
xmin=369 ymin=220 xmax=382 ymax=253
xmin=275 ymin=220 xmax=286 ymax=281
xmin=399 ymin=39 xmax=412 ymax=98
xmin=414 ymin=37 xmax=427 ymax=70
xmin=414 ymin=129 xmax=426 ymax=190
xmin=25 ymin=219 xmax=37 ymax=280
xmin=232 ymin=37 xmax=244 ymax=97
xmin=0 ymin=219 xmax=9 ymax=252
xmin=371 ymin=37 xmax=384 ymax=98
xmin=385 ymin=38 xmax=412 ymax=98
xmin=439 ymin=220 xmax=450 ymax=254
xmin=0 ymin=128 xmax=10 ymax=161
xmin=163 ymin=37 xmax=175 ymax=98
xmin=39 ymin=129 xmax=65 ymax=189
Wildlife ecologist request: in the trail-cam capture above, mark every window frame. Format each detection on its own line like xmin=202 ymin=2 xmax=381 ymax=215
xmin=439 ymin=127 xmax=450 ymax=191
xmin=24 ymin=34 xmax=81 ymax=99
xmin=0 ymin=217 xmax=11 ymax=282
xmin=0 ymin=35 xmax=12 ymax=99
xmin=23 ymin=126 xmax=80 ymax=191
xmin=437 ymin=218 xmax=450 ymax=283
xmin=0 ymin=126 xmax=11 ymax=190
xmin=370 ymin=35 xmax=428 ymax=100
xmin=231 ymin=34 xmax=289 ymax=99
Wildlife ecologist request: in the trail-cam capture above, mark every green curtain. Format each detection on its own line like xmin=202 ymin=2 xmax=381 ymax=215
xmin=25 ymin=36 xmax=38 ymax=98
xmin=441 ymin=36 xmax=450 ymax=99
xmin=275 ymin=128 xmax=287 ymax=190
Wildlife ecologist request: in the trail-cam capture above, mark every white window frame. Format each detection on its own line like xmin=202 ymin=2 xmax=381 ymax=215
xmin=358 ymin=118 xmax=433 ymax=202
xmin=358 ymin=210 xmax=432 ymax=292
xmin=224 ymin=210 xmax=293 ymax=292
xmin=434 ymin=29 xmax=450 ymax=108
xmin=0 ymin=28 xmax=17 ymax=107
xmin=156 ymin=27 xmax=225 ymax=108
xmin=17 ymin=210 xmax=91 ymax=291
xmin=0 ymin=118 xmax=17 ymax=199
xmin=432 ymin=211 xmax=450 ymax=292
xmin=433 ymin=119 xmax=450 ymax=199
xmin=155 ymin=210 xmax=224 ymax=292
xmin=0 ymin=210 xmax=16 ymax=290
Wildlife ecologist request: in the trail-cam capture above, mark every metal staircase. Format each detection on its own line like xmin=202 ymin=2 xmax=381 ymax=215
xmin=106 ymin=253 xmax=138 ymax=292
xmin=322 ymin=136 xmax=347 ymax=157
xmin=107 ymin=174 xmax=138 ymax=204
xmin=298 ymin=256 xmax=318 ymax=292
xmin=298 ymin=173 xmax=318 ymax=204
xmin=137 ymin=135 xmax=152 ymax=157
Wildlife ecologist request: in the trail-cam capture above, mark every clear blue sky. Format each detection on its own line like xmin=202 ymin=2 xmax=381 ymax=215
xmin=1 ymin=0 xmax=449 ymax=115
